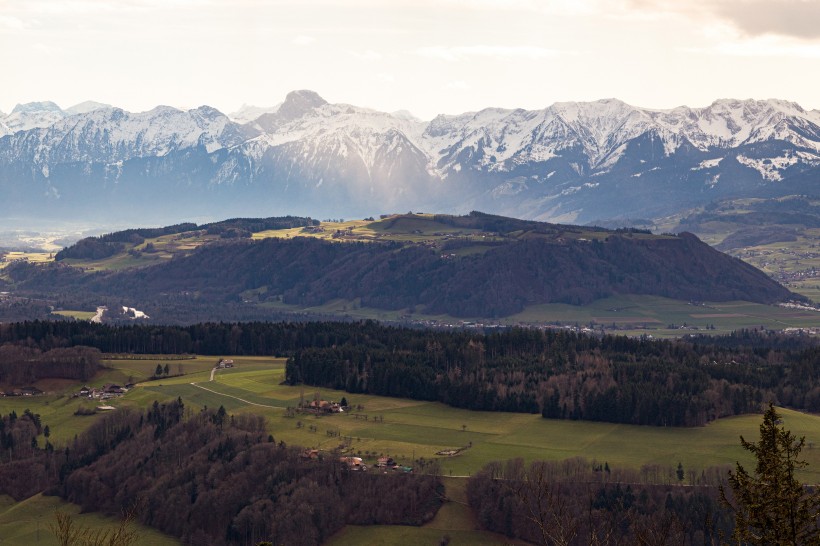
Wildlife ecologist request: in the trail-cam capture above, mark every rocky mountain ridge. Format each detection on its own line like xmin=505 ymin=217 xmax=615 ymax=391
xmin=1 ymin=91 xmax=819 ymax=227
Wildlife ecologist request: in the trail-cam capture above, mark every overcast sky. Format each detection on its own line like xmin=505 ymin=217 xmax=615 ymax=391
xmin=2 ymin=0 xmax=819 ymax=119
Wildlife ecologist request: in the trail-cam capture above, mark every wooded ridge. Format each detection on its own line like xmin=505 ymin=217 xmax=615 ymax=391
xmin=6 ymin=212 xmax=798 ymax=320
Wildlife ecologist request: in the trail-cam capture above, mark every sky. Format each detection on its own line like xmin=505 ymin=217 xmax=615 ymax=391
xmin=1 ymin=0 xmax=820 ymax=120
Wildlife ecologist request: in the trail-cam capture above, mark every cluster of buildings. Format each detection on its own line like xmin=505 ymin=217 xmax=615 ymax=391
xmin=305 ymin=399 xmax=344 ymax=414
xmin=1 ymin=386 xmax=44 ymax=397
xmin=302 ymin=449 xmax=413 ymax=474
xmin=74 ymin=383 xmax=131 ymax=400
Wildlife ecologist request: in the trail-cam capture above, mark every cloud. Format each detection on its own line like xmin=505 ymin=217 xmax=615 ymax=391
xmin=443 ymin=80 xmax=471 ymax=90
xmin=417 ymin=45 xmax=563 ymax=61
xmin=626 ymin=0 xmax=820 ymax=39
xmin=292 ymin=35 xmax=316 ymax=46
xmin=683 ymin=35 xmax=820 ymax=58
xmin=714 ymin=0 xmax=820 ymax=39
xmin=0 ymin=15 xmax=27 ymax=30
xmin=349 ymin=50 xmax=383 ymax=61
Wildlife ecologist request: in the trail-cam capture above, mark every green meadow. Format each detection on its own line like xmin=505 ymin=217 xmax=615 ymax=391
xmin=118 ymin=357 xmax=820 ymax=481
xmin=0 ymin=493 xmax=179 ymax=546
xmin=262 ymin=293 xmax=820 ymax=338
xmin=507 ymin=295 xmax=820 ymax=336
xmin=4 ymin=355 xmax=820 ymax=480
xmin=3 ymin=355 xmax=820 ymax=545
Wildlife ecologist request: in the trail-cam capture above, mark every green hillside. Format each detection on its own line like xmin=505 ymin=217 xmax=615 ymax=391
xmin=1 ymin=212 xmax=800 ymax=325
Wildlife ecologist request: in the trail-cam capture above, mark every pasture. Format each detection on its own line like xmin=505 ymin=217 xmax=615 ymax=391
xmin=101 ymin=357 xmax=820 ymax=481
xmin=262 ymin=294 xmax=820 ymax=337
xmin=3 ymin=355 xmax=820 ymax=545
xmin=3 ymin=355 xmax=819 ymax=481
xmin=508 ymin=295 xmax=820 ymax=336
xmin=0 ymin=493 xmax=179 ymax=546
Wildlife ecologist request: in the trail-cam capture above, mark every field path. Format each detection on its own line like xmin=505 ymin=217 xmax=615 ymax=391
xmin=209 ymin=367 xmax=217 ymax=382
xmin=189 ymin=381 xmax=283 ymax=410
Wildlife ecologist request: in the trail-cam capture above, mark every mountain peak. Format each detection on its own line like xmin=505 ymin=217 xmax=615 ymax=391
xmin=11 ymin=101 xmax=63 ymax=115
xmin=229 ymin=103 xmax=280 ymax=124
xmin=65 ymin=101 xmax=111 ymax=116
xmin=278 ymin=90 xmax=328 ymax=120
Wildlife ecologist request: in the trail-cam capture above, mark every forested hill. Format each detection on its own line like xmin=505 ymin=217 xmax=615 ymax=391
xmin=1 ymin=320 xmax=820 ymax=427
xmin=7 ymin=212 xmax=797 ymax=319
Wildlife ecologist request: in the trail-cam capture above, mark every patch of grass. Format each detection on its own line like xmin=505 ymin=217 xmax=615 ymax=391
xmin=0 ymin=493 xmax=180 ymax=546
xmin=0 ymin=395 xmax=108 ymax=444
xmin=5 ymin=358 xmax=820 ymax=482
xmin=325 ymin=525 xmax=523 ymax=546
xmin=507 ymin=295 xmax=820 ymax=336
xmin=262 ymin=294 xmax=820 ymax=338
xmin=51 ymin=310 xmax=96 ymax=320
xmin=5 ymin=357 xmax=820 ymax=545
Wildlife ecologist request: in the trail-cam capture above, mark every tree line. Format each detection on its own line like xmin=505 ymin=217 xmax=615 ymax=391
xmin=1 ymin=321 xmax=820 ymax=425
xmin=54 ymin=216 xmax=317 ymax=261
xmin=466 ymin=458 xmax=733 ymax=544
xmin=467 ymin=405 xmax=820 ymax=545
xmin=0 ymin=344 xmax=100 ymax=385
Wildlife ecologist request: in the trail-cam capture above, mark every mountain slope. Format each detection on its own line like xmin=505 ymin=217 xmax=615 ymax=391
xmin=6 ymin=213 xmax=797 ymax=320
xmin=1 ymin=93 xmax=820 ymax=226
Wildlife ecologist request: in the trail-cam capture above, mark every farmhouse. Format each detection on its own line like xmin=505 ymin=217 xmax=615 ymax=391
xmin=376 ymin=456 xmax=396 ymax=468
xmin=3 ymin=386 xmax=44 ymax=397
xmin=20 ymin=386 xmax=44 ymax=396
xmin=104 ymin=384 xmax=125 ymax=394
xmin=307 ymin=400 xmax=342 ymax=413
xmin=340 ymin=456 xmax=367 ymax=471
xmin=217 ymin=359 xmax=234 ymax=368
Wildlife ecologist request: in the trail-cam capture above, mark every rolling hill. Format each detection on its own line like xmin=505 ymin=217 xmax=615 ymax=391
xmin=1 ymin=212 xmax=799 ymax=322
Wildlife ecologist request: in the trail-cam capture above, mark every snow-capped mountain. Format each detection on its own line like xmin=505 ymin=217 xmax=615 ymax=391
xmin=1 ymin=90 xmax=820 ymax=227
xmin=0 ymin=100 xmax=111 ymax=137
xmin=64 ymin=101 xmax=112 ymax=116
xmin=2 ymin=101 xmax=66 ymax=135
xmin=229 ymin=103 xmax=281 ymax=124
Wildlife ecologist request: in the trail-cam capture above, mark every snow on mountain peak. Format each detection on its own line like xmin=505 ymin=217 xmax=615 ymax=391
xmin=4 ymin=101 xmax=66 ymax=133
xmin=2 ymin=94 xmax=819 ymax=190
xmin=11 ymin=101 xmax=62 ymax=115
xmin=391 ymin=109 xmax=422 ymax=122
xmin=229 ymin=103 xmax=280 ymax=124
xmin=65 ymin=101 xmax=111 ymax=116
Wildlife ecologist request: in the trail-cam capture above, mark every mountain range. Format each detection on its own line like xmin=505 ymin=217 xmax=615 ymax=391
xmin=1 ymin=91 xmax=819 ymax=227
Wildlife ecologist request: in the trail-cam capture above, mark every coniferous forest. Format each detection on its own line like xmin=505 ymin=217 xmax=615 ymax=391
xmin=1 ymin=320 xmax=819 ymax=426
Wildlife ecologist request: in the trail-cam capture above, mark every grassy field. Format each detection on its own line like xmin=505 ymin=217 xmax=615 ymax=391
xmin=262 ymin=293 xmax=820 ymax=337
xmin=0 ymin=493 xmax=180 ymax=546
xmin=725 ymin=229 xmax=820 ymax=304
xmin=507 ymin=295 xmax=820 ymax=336
xmin=3 ymin=355 xmax=820 ymax=544
xmin=50 ymin=309 xmax=97 ymax=320
xmin=8 ymin=355 xmax=819 ymax=480
xmin=85 ymin=357 xmax=820 ymax=482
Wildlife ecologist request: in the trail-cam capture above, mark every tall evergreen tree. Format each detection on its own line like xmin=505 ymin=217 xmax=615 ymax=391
xmin=721 ymin=405 xmax=820 ymax=545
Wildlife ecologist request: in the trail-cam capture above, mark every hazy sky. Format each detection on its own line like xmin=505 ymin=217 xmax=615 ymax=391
xmin=2 ymin=0 xmax=819 ymax=119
